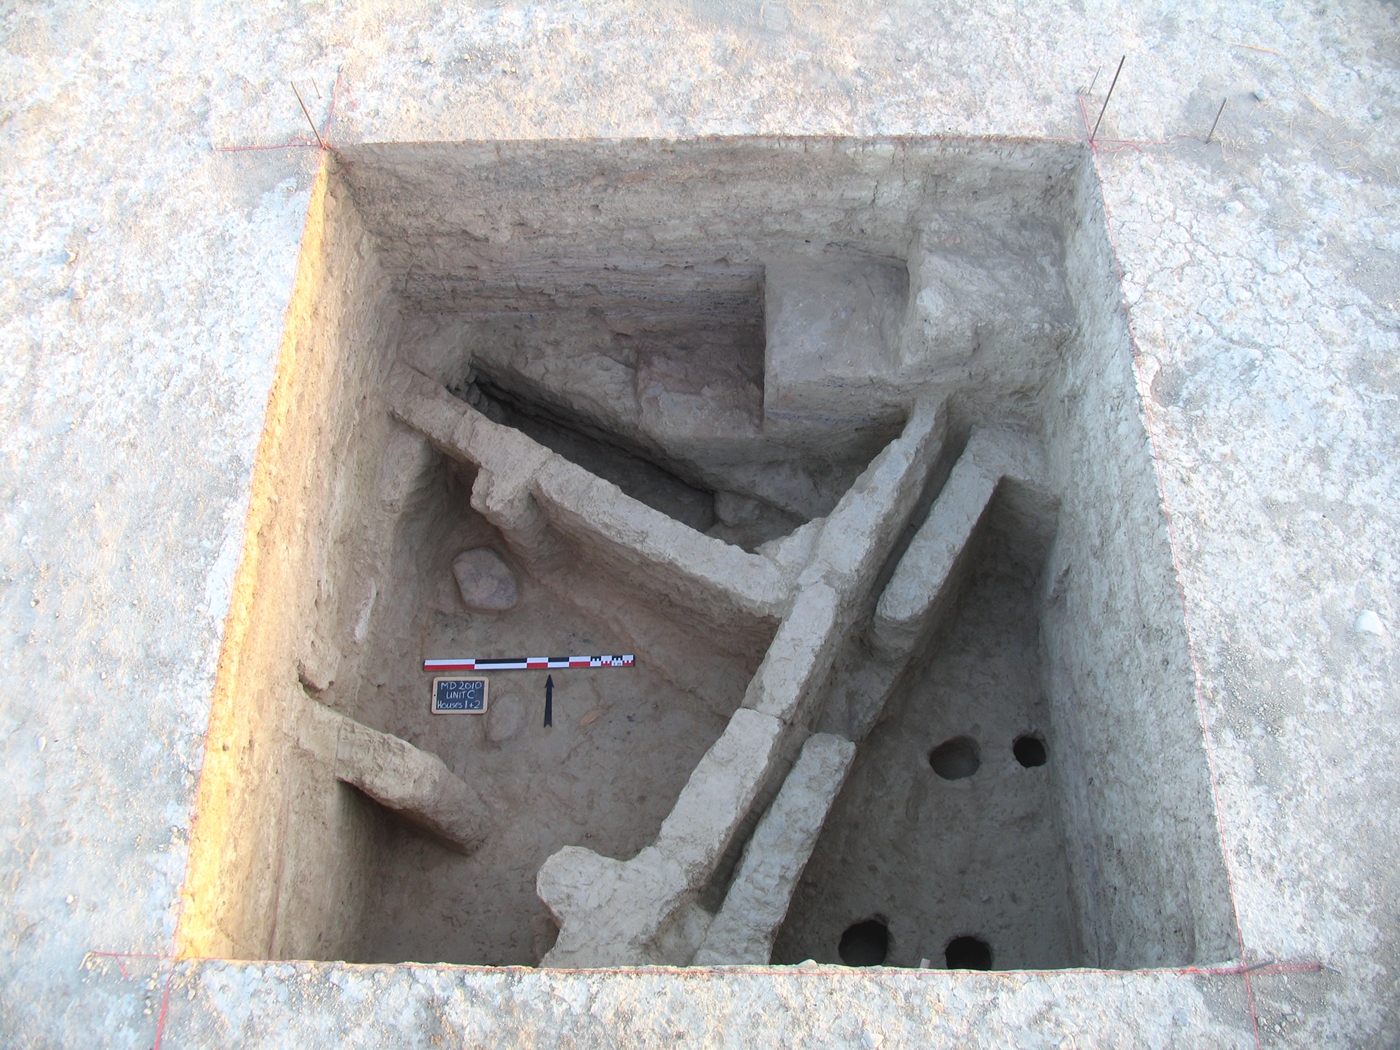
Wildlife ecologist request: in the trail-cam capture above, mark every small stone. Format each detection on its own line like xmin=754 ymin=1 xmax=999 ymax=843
xmin=486 ymin=691 xmax=527 ymax=742
xmin=1254 ymin=87 xmax=1270 ymax=101
xmin=714 ymin=490 xmax=762 ymax=527
xmin=452 ymin=548 xmax=518 ymax=611
xmin=1355 ymin=610 xmax=1386 ymax=637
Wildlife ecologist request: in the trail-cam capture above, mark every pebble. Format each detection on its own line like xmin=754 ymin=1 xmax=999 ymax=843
xmin=453 ymin=548 xmax=518 ymax=611
xmin=1355 ymin=610 xmax=1386 ymax=637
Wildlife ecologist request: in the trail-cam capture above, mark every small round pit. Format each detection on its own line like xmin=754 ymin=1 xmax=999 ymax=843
xmin=945 ymin=935 xmax=993 ymax=970
xmin=838 ymin=919 xmax=890 ymax=966
xmin=928 ymin=736 xmax=980 ymax=780
xmin=1013 ymin=734 xmax=1047 ymax=768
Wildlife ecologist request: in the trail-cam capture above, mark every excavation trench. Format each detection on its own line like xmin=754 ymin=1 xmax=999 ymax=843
xmin=178 ymin=137 xmax=1237 ymax=972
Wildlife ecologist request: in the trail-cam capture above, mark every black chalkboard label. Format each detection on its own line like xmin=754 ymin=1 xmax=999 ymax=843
xmin=431 ymin=676 xmax=489 ymax=715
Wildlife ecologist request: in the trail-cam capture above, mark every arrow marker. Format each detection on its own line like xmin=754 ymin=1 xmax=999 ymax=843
xmin=544 ymin=674 xmax=554 ymax=728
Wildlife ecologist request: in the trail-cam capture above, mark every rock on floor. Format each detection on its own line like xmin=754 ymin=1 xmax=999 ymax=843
xmin=453 ymin=548 xmax=519 ymax=611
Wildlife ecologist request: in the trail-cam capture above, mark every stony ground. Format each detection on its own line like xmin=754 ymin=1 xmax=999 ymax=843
xmin=1 ymin=2 xmax=1397 ymax=1046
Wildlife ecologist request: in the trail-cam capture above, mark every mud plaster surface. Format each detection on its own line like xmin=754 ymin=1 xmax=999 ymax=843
xmin=2 ymin=3 xmax=1399 ymax=1048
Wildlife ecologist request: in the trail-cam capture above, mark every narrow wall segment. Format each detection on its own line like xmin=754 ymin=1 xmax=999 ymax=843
xmin=694 ymin=733 xmax=857 ymax=965
xmin=745 ymin=401 xmax=943 ymax=726
xmin=538 ymin=709 xmax=785 ymax=966
xmin=532 ymin=456 xmax=788 ymax=625
xmin=653 ymin=708 xmax=788 ymax=879
xmin=387 ymin=362 xmax=788 ymax=642
xmin=538 ymin=406 xmax=941 ymax=966
xmin=816 ymin=428 xmax=1049 ymax=746
xmin=332 ymin=710 xmax=491 ymax=856
xmin=870 ymin=427 xmax=1043 ymax=661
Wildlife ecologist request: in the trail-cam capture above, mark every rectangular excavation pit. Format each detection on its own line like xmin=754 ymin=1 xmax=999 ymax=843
xmin=179 ymin=137 xmax=1236 ymax=973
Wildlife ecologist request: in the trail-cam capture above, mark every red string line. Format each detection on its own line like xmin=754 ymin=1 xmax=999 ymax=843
xmin=213 ymin=72 xmax=348 ymax=157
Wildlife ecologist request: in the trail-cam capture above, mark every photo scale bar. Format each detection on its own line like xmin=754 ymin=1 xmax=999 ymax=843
xmin=423 ymin=655 xmax=635 ymax=672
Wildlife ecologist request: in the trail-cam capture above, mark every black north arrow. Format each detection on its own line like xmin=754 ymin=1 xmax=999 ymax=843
xmin=543 ymin=674 xmax=554 ymax=728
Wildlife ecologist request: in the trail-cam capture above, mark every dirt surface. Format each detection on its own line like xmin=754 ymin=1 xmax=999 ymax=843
xmin=339 ymin=455 xmax=754 ymax=964
xmin=775 ymin=528 xmax=1077 ymax=970
xmin=3 ymin=3 xmax=1399 ymax=1047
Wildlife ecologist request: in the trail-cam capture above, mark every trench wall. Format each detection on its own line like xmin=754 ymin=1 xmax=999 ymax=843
xmin=177 ymin=162 xmax=403 ymax=961
xmin=1038 ymin=159 xmax=1236 ymax=968
xmin=175 ymin=139 xmax=1238 ymax=970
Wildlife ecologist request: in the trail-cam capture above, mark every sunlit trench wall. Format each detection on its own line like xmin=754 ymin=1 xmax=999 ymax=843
xmin=177 ymin=138 xmax=1234 ymax=968
xmin=178 ymin=165 xmax=405 ymax=962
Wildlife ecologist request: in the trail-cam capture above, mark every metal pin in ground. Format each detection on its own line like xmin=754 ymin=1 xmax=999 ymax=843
xmin=1089 ymin=55 xmax=1126 ymax=142
xmin=290 ymin=81 xmax=327 ymax=151
xmin=1205 ymin=98 xmax=1228 ymax=144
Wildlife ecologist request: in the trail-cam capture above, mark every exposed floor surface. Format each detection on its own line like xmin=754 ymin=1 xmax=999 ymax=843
xmin=775 ymin=525 xmax=1077 ymax=970
xmin=345 ymin=455 xmax=755 ymax=964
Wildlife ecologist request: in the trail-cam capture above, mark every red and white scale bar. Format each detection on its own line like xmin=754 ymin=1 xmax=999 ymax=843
xmin=423 ymin=654 xmax=635 ymax=672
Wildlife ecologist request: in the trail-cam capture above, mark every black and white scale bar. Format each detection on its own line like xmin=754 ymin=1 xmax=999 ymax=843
xmin=423 ymin=654 xmax=635 ymax=672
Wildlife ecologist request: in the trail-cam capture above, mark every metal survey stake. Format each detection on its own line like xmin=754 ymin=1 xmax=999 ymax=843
xmin=1205 ymin=97 xmax=1228 ymax=144
xmin=1089 ymin=55 xmax=1125 ymax=142
xmin=544 ymin=675 xmax=554 ymax=728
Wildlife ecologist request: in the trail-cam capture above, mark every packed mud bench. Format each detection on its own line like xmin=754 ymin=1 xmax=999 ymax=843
xmin=178 ymin=138 xmax=1235 ymax=974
